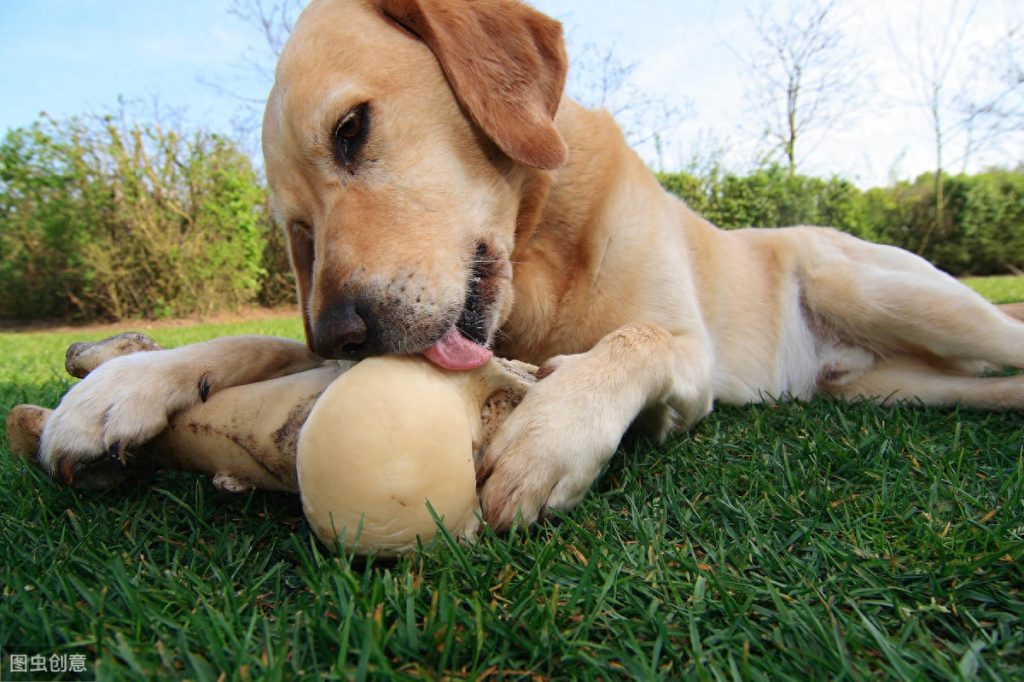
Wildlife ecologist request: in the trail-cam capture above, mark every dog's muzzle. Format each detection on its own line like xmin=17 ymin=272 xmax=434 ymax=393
xmin=310 ymin=243 xmax=502 ymax=368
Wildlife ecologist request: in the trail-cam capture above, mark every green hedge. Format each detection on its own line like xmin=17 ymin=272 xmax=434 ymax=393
xmin=0 ymin=114 xmax=292 ymax=320
xmin=658 ymin=166 xmax=868 ymax=238
xmin=2 ymin=110 xmax=1021 ymax=322
xmin=658 ymin=165 xmax=1024 ymax=276
xmin=870 ymin=171 xmax=1024 ymax=276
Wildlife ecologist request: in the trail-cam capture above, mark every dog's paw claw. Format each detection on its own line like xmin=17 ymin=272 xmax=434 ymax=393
xmin=39 ymin=351 xmax=184 ymax=476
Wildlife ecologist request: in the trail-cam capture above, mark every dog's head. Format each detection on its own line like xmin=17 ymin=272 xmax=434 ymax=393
xmin=262 ymin=0 xmax=567 ymax=369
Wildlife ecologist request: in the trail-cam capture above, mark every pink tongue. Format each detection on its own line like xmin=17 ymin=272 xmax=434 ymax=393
xmin=422 ymin=327 xmax=492 ymax=370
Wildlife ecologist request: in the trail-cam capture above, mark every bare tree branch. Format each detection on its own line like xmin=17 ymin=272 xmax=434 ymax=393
xmin=961 ymin=19 xmax=1024 ymax=141
xmin=740 ymin=0 xmax=864 ymax=175
xmin=201 ymin=0 xmax=306 ymax=156
xmin=888 ymin=0 xmax=978 ymax=252
xmin=227 ymin=0 xmax=303 ymax=68
xmin=565 ymin=40 xmax=691 ymax=168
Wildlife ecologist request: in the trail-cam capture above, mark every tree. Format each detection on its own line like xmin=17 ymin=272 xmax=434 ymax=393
xmin=0 ymin=112 xmax=270 ymax=320
xmin=740 ymin=0 xmax=863 ymax=176
xmin=202 ymin=0 xmax=306 ymax=153
xmin=228 ymin=0 xmax=303 ymax=62
xmin=566 ymin=40 xmax=690 ymax=167
xmin=963 ymin=19 xmax=1024 ymax=140
xmin=890 ymin=0 xmax=978 ymax=254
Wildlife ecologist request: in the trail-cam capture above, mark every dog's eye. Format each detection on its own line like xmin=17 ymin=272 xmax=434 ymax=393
xmin=332 ymin=103 xmax=369 ymax=168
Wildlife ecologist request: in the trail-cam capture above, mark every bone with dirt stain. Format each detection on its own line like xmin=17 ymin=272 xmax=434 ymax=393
xmin=296 ymin=355 xmax=536 ymax=554
xmin=6 ymin=332 xmax=536 ymax=554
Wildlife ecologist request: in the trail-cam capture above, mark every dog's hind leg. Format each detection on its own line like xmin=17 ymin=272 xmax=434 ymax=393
xmin=64 ymin=332 xmax=163 ymax=378
xmin=798 ymin=229 xmax=1024 ymax=371
xmin=5 ymin=405 xmax=52 ymax=461
xmin=823 ymin=356 xmax=1024 ymax=411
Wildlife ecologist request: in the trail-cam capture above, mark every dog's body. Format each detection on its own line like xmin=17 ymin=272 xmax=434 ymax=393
xmin=39 ymin=0 xmax=1024 ymax=529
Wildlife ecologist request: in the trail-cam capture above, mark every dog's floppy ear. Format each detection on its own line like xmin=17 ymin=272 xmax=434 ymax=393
xmin=285 ymin=223 xmax=316 ymax=350
xmin=376 ymin=0 xmax=568 ymax=170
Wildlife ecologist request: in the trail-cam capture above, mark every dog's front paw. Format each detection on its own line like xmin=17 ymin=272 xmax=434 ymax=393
xmin=39 ymin=351 xmax=194 ymax=481
xmin=476 ymin=354 xmax=623 ymax=530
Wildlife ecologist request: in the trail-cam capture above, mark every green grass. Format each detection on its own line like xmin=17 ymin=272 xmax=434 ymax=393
xmin=962 ymin=275 xmax=1024 ymax=305
xmin=2 ymin=314 xmax=1023 ymax=680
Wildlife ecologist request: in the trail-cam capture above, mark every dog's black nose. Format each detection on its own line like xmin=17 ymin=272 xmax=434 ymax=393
xmin=311 ymin=300 xmax=380 ymax=359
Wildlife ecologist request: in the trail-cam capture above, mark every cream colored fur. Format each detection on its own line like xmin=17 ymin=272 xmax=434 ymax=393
xmin=39 ymin=0 xmax=1024 ymax=531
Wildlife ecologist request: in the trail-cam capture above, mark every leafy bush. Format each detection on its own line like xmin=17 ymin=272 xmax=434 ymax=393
xmin=658 ymin=165 xmax=1024 ymax=276
xmin=858 ymin=171 xmax=1024 ymax=276
xmin=0 ymin=113 xmax=283 ymax=320
xmin=2 ymin=108 xmax=1020 ymax=322
xmin=658 ymin=166 xmax=868 ymax=237
xmin=257 ymin=195 xmax=299 ymax=309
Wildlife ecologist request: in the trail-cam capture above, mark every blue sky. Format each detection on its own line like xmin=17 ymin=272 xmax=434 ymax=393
xmin=1 ymin=0 xmax=1020 ymax=187
xmin=0 ymin=1 xmax=260 ymax=134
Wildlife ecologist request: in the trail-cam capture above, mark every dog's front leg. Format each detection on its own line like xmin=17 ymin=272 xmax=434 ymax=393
xmin=39 ymin=336 xmax=323 ymax=476
xmin=477 ymin=323 xmax=714 ymax=530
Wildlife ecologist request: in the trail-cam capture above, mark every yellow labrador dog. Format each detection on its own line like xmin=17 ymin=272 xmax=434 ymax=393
xmin=40 ymin=0 xmax=1024 ymax=530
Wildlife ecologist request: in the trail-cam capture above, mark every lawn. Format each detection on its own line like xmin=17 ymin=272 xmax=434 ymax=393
xmin=1 ymin=298 xmax=1023 ymax=679
xmin=962 ymin=275 xmax=1024 ymax=305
